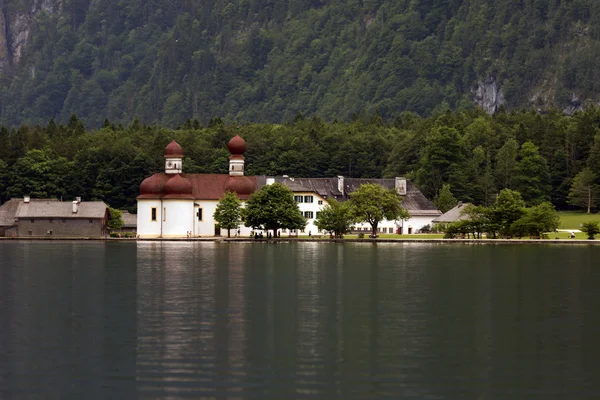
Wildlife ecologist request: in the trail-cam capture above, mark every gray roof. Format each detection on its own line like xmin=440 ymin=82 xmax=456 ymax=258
xmin=121 ymin=210 xmax=137 ymax=227
xmin=266 ymin=176 xmax=441 ymax=216
xmin=0 ymin=198 xmax=59 ymax=226
xmin=432 ymin=202 xmax=472 ymax=223
xmin=15 ymin=200 xmax=108 ymax=219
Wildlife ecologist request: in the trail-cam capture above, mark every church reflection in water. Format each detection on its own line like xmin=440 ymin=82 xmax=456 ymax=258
xmin=1 ymin=242 xmax=597 ymax=399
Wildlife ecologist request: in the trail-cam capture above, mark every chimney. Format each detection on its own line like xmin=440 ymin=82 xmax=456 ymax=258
xmin=395 ymin=177 xmax=407 ymax=195
xmin=72 ymin=200 xmax=79 ymax=213
xmin=23 ymin=196 xmax=30 ymax=203
xmin=337 ymin=176 xmax=344 ymax=195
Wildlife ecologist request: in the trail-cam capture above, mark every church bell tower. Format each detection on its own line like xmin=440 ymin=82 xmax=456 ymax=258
xmin=164 ymin=140 xmax=183 ymax=174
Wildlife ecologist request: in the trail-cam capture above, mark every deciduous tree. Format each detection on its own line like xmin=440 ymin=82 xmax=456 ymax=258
xmin=108 ymin=207 xmax=124 ymax=230
xmin=214 ymin=191 xmax=242 ymax=238
xmin=244 ymin=183 xmax=305 ymax=234
xmin=349 ymin=183 xmax=410 ymax=237
xmin=581 ymin=221 xmax=600 ymax=240
xmin=315 ymin=199 xmax=356 ymax=238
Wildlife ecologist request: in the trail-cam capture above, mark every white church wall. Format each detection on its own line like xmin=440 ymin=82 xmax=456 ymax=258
xmin=162 ymin=200 xmax=194 ymax=237
xmin=137 ymin=200 xmax=163 ymax=238
xmin=194 ymin=200 xmax=219 ymax=237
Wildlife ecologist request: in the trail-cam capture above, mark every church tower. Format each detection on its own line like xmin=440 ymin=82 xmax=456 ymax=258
xmin=228 ymin=135 xmax=246 ymax=176
xmin=164 ymin=140 xmax=183 ymax=174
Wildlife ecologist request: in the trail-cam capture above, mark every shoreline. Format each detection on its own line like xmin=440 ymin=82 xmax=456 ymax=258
xmin=1 ymin=237 xmax=599 ymax=244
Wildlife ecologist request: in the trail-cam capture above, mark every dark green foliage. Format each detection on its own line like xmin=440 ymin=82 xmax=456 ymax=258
xmin=434 ymin=184 xmax=458 ymax=213
xmin=444 ymin=194 xmax=559 ymax=239
xmin=510 ymin=202 xmax=560 ymax=237
xmin=349 ymin=183 xmax=410 ymax=237
xmin=580 ymin=220 xmax=600 ymax=240
xmin=214 ymin=191 xmax=242 ymax=237
xmin=243 ymin=183 xmax=306 ymax=233
xmin=314 ymin=198 xmax=355 ymax=238
xmin=3 ymin=0 xmax=600 ymax=126
xmin=108 ymin=207 xmax=124 ymax=230
xmin=1 ymin=106 xmax=600 ymax=212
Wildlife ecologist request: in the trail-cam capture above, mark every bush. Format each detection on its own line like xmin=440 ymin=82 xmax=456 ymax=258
xmin=357 ymin=232 xmax=365 ymax=239
xmin=581 ymin=221 xmax=600 ymax=240
xmin=110 ymin=231 xmax=136 ymax=238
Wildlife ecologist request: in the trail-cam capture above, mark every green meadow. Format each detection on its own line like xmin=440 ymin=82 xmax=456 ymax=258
xmin=558 ymin=212 xmax=600 ymax=230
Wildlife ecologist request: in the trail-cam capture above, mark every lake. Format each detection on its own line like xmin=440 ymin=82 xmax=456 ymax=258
xmin=1 ymin=241 xmax=599 ymax=399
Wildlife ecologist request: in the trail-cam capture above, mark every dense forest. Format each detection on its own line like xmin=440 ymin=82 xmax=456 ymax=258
xmin=1 ymin=0 xmax=600 ymax=126
xmin=2 ymin=108 xmax=600 ymax=213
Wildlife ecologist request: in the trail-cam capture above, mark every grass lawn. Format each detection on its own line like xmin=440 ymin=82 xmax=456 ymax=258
xmin=558 ymin=211 xmax=600 ymax=229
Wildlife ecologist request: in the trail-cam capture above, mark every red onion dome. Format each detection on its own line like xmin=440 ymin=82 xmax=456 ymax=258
xmin=139 ymin=174 xmax=168 ymax=198
xmin=224 ymin=176 xmax=255 ymax=196
xmin=227 ymin=135 xmax=247 ymax=155
xmin=164 ymin=174 xmax=194 ymax=199
xmin=164 ymin=140 xmax=183 ymax=158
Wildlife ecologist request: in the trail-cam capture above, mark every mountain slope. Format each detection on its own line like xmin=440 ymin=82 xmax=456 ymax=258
xmin=1 ymin=0 xmax=599 ymax=126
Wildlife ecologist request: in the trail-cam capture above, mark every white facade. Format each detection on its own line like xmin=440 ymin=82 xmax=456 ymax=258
xmin=290 ymin=191 xmax=437 ymax=235
xmin=162 ymin=200 xmax=194 ymax=237
xmin=137 ymin=200 xmax=163 ymax=238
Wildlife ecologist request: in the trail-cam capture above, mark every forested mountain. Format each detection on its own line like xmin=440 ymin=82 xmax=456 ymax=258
xmin=1 ymin=0 xmax=599 ymax=127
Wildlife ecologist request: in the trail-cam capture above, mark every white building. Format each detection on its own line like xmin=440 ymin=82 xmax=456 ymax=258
xmin=137 ymin=136 xmax=257 ymax=238
xmin=136 ymin=136 xmax=440 ymax=238
xmin=266 ymin=176 xmax=441 ymax=235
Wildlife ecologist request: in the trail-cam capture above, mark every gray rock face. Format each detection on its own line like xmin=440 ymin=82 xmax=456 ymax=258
xmin=473 ymin=78 xmax=504 ymax=114
xmin=0 ymin=0 xmax=61 ymax=73
xmin=563 ymin=93 xmax=583 ymax=116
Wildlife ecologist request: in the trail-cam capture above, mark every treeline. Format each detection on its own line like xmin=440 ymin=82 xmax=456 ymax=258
xmin=1 ymin=107 xmax=600 ymax=212
xmin=2 ymin=0 xmax=600 ymax=126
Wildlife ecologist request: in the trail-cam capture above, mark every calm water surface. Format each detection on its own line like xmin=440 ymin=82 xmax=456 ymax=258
xmin=0 ymin=241 xmax=599 ymax=399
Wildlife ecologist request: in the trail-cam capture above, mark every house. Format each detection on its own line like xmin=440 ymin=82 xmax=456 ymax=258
xmin=136 ymin=136 xmax=441 ymax=238
xmin=432 ymin=202 xmax=472 ymax=225
xmin=0 ymin=197 xmax=110 ymax=237
xmin=119 ymin=210 xmax=137 ymax=233
xmin=269 ymin=176 xmax=441 ymax=234
xmin=0 ymin=198 xmax=24 ymax=237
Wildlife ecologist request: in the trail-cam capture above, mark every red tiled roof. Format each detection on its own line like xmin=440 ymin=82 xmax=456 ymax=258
xmin=137 ymin=173 xmax=257 ymax=200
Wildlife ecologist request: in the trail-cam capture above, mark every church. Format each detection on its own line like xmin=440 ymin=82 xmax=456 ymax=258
xmin=136 ymin=136 xmax=441 ymax=238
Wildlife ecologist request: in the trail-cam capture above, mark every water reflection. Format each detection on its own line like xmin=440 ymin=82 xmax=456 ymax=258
xmin=1 ymin=242 xmax=600 ymax=399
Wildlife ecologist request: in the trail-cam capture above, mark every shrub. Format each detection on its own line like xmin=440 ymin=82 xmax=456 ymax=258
xmin=581 ymin=221 xmax=600 ymax=240
xmin=357 ymin=232 xmax=365 ymax=239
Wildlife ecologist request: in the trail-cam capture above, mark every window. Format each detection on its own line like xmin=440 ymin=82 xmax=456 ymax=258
xmin=304 ymin=211 xmax=314 ymax=219
xmin=389 ymin=228 xmax=394 ymax=233
xmin=294 ymin=196 xmax=303 ymax=203
xmin=318 ymin=200 xmax=323 ymax=205
xmin=304 ymin=196 xmax=313 ymax=203
xmin=197 ymin=208 xmax=203 ymax=221
xmin=151 ymin=207 xmax=157 ymax=222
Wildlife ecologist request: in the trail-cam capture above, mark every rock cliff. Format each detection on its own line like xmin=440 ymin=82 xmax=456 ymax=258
xmin=0 ymin=0 xmax=61 ymax=73
xmin=473 ymin=78 xmax=504 ymax=114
